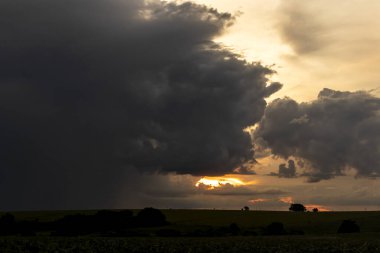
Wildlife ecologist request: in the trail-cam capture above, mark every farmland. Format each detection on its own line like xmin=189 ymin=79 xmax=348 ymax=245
xmin=5 ymin=209 xmax=380 ymax=235
xmin=1 ymin=210 xmax=380 ymax=252
xmin=1 ymin=236 xmax=380 ymax=253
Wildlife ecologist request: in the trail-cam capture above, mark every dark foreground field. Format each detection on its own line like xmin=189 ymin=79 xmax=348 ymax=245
xmin=1 ymin=236 xmax=380 ymax=253
xmin=1 ymin=210 xmax=380 ymax=252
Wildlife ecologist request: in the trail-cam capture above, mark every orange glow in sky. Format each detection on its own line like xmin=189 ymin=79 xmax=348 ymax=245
xmin=305 ymin=205 xmax=331 ymax=212
xmin=195 ymin=177 xmax=246 ymax=189
xmin=279 ymin=196 xmax=294 ymax=204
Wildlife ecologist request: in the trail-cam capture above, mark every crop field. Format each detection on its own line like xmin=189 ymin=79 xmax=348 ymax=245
xmin=1 ymin=236 xmax=380 ymax=253
xmin=163 ymin=210 xmax=380 ymax=234
xmin=1 ymin=210 xmax=380 ymax=252
xmin=5 ymin=209 xmax=380 ymax=235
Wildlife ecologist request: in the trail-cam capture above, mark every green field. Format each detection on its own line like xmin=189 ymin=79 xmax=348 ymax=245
xmin=4 ymin=209 xmax=380 ymax=235
xmin=1 ymin=236 xmax=380 ymax=253
xmin=1 ymin=210 xmax=380 ymax=252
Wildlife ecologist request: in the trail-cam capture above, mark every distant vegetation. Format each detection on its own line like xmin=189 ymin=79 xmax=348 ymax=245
xmin=0 ymin=208 xmax=168 ymax=237
xmin=0 ymin=208 xmax=371 ymax=238
xmin=337 ymin=220 xmax=360 ymax=233
xmin=1 ymin=209 xmax=378 ymax=252
xmin=289 ymin=203 xmax=306 ymax=212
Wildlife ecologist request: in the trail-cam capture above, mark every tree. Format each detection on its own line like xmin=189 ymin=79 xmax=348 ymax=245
xmin=289 ymin=203 xmax=306 ymax=212
xmin=242 ymin=206 xmax=250 ymax=211
xmin=312 ymin=208 xmax=319 ymax=212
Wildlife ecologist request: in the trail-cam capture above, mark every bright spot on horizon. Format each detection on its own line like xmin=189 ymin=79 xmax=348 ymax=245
xmin=195 ymin=177 xmax=246 ymax=189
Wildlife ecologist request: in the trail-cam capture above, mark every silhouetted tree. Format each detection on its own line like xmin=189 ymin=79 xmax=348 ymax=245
xmin=289 ymin=203 xmax=306 ymax=212
xmin=264 ymin=222 xmax=286 ymax=235
xmin=243 ymin=206 xmax=250 ymax=211
xmin=312 ymin=208 xmax=319 ymax=212
xmin=136 ymin=207 xmax=168 ymax=227
xmin=337 ymin=220 xmax=360 ymax=233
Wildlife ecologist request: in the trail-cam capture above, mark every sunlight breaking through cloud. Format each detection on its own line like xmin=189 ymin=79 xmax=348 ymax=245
xmin=195 ymin=177 xmax=246 ymax=190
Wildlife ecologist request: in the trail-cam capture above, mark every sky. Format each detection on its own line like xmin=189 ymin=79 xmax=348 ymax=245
xmin=1 ymin=0 xmax=380 ymax=211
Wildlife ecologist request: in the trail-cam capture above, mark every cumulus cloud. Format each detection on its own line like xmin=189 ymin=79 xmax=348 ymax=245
xmin=0 ymin=0 xmax=281 ymax=209
xmin=269 ymin=159 xmax=297 ymax=178
xmin=279 ymin=160 xmax=297 ymax=178
xmin=254 ymin=88 xmax=380 ymax=182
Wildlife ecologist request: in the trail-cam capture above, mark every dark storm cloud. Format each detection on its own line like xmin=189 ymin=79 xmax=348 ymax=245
xmin=0 ymin=0 xmax=280 ymax=209
xmin=269 ymin=159 xmax=297 ymax=178
xmin=254 ymin=88 xmax=380 ymax=182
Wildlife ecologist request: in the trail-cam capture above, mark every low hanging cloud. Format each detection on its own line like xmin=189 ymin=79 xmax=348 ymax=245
xmin=0 ymin=0 xmax=281 ymax=209
xmin=279 ymin=196 xmax=294 ymax=204
xmin=249 ymin=198 xmax=269 ymax=204
xmin=276 ymin=0 xmax=328 ymax=55
xmin=279 ymin=160 xmax=296 ymax=178
xmin=254 ymin=88 xmax=380 ymax=182
xmin=269 ymin=159 xmax=297 ymax=178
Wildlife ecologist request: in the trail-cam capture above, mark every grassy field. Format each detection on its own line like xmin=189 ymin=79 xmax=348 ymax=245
xmin=4 ymin=209 xmax=380 ymax=235
xmin=163 ymin=210 xmax=380 ymax=235
xmin=1 ymin=210 xmax=380 ymax=252
xmin=1 ymin=235 xmax=380 ymax=253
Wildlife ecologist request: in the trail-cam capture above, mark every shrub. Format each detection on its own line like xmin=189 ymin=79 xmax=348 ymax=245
xmin=136 ymin=208 xmax=168 ymax=227
xmin=156 ymin=229 xmax=181 ymax=237
xmin=229 ymin=223 xmax=240 ymax=235
xmin=264 ymin=222 xmax=286 ymax=235
xmin=337 ymin=220 xmax=360 ymax=233
xmin=0 ymin=213 xmax=16 ymax=235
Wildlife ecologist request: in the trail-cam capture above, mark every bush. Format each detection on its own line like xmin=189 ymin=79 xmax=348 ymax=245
xmin=53 ymin=214 xmax=93 ymax=236
xmin=337 ymin=220 xmax=360 ymax=233
xmin=263 ymin=222 xmax=286 ymax=235
xmin=288 ymin=228 xmax=305 ymax=235
xmin=94 ymin=210 xmax=134 ymax=231
xmin=229 ymin=223 xmax=240 ymax=235
xmin=156 ymin=229 xmax=181 ymax=237
xmin=136 ymin=208 xmax=168 ymax=227
xmin=0 ymin=213 xmax=16 ymax=235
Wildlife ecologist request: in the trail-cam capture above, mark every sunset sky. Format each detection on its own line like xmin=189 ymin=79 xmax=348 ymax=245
xmin=1 ymin=0 xmax=380 ymax=211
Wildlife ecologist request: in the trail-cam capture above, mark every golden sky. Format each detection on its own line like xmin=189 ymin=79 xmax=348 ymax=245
xmin=193 ymin=0 xmax=380 ymax=102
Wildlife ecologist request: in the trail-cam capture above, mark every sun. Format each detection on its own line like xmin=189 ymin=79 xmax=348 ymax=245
xmin=195 ymin=177 xmax=245 ymax=189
